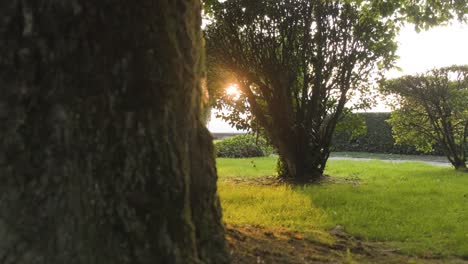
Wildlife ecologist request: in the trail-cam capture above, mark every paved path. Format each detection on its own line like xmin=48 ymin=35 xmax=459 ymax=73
xmin=329 ymin=156 xmax=451 ymax=167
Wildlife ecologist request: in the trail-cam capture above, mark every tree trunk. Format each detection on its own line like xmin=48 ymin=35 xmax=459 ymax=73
xmin=276 ymin=137 xmax=327 ymax=182
xmin=453 ymin=159 xmax=467 ymax=172
xmin=0 ymin=1 xmax=228 ymax=263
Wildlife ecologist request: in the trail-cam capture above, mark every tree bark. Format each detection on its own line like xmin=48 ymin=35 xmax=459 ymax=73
xmin=276 ymin=137 xmax=327 ymax=182
xmin=0 ymin=1 xmax=228 ymax=263
xmin=453 ymin=159 xmax=467 ymax=172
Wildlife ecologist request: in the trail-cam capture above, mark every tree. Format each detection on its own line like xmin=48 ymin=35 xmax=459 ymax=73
xmin=383 ymin=66 xmax=468 ymax=171
xmin=206 ymin=0 xmax=399 ymax=181
xmin=205 ymin=0 xmax=467 ymax=181
xmin=0 ymin=1 xmax=228 ymax=263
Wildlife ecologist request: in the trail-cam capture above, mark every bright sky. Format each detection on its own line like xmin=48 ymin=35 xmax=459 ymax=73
xmin=208 ymin=22 xmax=468 ymax=132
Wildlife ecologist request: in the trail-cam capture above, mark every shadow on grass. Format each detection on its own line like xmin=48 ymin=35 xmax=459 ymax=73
xmin=292 ymin=161 xmax=468 ymax=258
xmin=217 ymin=157 xmax=468 ymax=258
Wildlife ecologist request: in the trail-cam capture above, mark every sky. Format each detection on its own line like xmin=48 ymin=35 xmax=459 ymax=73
xmin=208 ymin=22 xmax=468 ymax=132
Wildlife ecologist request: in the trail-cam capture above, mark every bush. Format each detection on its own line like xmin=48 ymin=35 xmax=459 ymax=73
xmin=215 ymin=134 xmax=273 ymax=158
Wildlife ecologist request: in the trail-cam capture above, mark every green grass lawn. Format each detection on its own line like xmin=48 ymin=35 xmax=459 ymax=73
xmin=217 ymin=156 xmax=468 ymax=257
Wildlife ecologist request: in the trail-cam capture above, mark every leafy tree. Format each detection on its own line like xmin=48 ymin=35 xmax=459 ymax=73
xmin=203 ymin=0 xmax=468 ymax=28
xmin=383 ymin=66 xmax=468 ymax=171
xmin=206 ymin=0 xmax=399 ymax=180
xmin=205 ymin=0 xmax=466 ymax=181
xmin=0 ymin=1 xmax=228 ymax=263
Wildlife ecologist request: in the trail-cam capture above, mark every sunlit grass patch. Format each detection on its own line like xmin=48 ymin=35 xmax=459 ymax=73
xmin=218 ymin=182 xmax=333 ymax=244
xmin=217 ymin=156 xmax=468 ymax=257
xmin=216 ymin=156 xmax=277 ymax=178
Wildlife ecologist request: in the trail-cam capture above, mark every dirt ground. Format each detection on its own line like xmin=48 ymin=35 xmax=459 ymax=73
xmin=226 ymin=224 xmax=468 ymax=264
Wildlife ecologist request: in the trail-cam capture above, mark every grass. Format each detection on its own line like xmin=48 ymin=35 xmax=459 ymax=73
xmin=217 ymin=156 xmax=277 ymax=178
xmin=219 ymin=183 xmax=334 ymax=244
xmin=217 ymin=156 xmax=468 ymax=257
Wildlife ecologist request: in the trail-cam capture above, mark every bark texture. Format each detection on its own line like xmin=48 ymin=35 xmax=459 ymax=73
xmin=0 ymin=1 xmax=228 ymax=263
xmin=276 ymin=138 xmax=329 ymax=182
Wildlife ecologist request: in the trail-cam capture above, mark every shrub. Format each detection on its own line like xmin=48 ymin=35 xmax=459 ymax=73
xmin=214 ymin=134 xmax=273 ymax=158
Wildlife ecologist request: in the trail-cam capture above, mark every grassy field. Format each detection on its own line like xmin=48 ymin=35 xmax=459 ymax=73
xmin=217 ymin=156 xmax=468 ymax=258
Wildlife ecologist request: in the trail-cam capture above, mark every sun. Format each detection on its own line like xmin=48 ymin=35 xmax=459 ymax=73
xmin=225 ymin=84 xmax=241 ymax=97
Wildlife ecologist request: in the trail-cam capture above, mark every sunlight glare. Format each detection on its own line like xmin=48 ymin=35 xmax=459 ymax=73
xmin=225 ymin=84 xmax=241 ymax=98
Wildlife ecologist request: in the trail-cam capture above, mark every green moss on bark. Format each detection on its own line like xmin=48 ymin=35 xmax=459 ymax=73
xmin=0 ymin=1 xmax=228 ymax=263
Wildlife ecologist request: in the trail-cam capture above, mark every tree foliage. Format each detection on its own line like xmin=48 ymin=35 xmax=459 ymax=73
xmin=204 ymin=0 xmax=467 ymax=30
xmin=382 ymin=65 xmax=468 ymax=171
xmin=206 ymin=0 xmax=399 ymax=180
xmin=334 ymin=109 xmax=367 ymax=140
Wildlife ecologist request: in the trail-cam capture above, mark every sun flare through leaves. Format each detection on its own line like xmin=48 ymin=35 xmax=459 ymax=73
xmin=225 ymin=83 xmax=241 ymax=100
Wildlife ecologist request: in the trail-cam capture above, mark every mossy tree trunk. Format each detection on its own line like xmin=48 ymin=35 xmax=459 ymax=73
xmin=0 ymin=1 xmax=228 ymax=263
xmin=275 ymin=134 xmax=330 ymax=182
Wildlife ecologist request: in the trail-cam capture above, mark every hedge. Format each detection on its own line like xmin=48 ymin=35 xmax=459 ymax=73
xmin=214 ymin=134 xmax=273 ymax=158
xmin=214 ymin=113 xmax=444 ymax=156
xmin=331 ymin=112 xmax=444 ymax=155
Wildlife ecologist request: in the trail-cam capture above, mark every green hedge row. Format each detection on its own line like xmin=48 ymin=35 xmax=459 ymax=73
xmin=214 ymin=134 xmax=273 ymax=158
xmin=214 ymin=113 xmax=443 ymax=157
xmin=331 ymin=112 xmax=443 ymax=155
